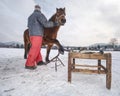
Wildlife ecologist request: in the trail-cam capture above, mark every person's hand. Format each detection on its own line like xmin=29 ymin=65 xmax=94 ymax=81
xmin=54 ymin=21 xmax=60 ymax=26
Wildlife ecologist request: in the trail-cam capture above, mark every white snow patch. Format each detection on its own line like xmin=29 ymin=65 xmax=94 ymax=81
xmin=0 ymin=48 xmax=120 ymax=96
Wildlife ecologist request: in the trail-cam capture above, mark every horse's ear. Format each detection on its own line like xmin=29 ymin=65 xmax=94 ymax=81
xmin=63 ymin=7 xmax=65 ymax=11
xmin=56 ymin=8 xmax=59 ymax=12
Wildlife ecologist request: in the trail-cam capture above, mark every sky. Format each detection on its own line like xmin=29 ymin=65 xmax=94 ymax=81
xmin=0 ymin=0 xmax=120 ymax=46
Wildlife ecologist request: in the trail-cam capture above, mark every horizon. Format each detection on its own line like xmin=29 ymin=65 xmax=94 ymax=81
xmin=0 ymin=41 xmax=120 ymax=47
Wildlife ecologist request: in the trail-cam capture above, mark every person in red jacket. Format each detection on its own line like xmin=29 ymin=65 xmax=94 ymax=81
xmin=25 ymin=5 xmax=59 ymax=70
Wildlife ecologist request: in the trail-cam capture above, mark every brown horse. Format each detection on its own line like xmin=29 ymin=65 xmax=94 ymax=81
xmin=23 ymin=8 xmax=66 ymax=62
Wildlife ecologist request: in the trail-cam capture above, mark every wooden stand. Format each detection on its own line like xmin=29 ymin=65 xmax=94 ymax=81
xmin=46 ymin=53 xmax=65 ymax=71
xmin=68 ymin=52 xmax=112 ymax=89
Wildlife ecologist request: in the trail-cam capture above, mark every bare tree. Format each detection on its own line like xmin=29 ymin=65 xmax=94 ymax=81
xmin=109 ymin=38 xmax=118 ymax=48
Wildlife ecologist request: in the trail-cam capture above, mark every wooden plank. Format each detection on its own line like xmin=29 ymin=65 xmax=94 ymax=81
xmin=72 ymin=63 xmax=98 ymax=68
xmin=69 ymin=52 xmax=110 ymax=59
xmin=72 ymin=69 xmax=106 ymax=74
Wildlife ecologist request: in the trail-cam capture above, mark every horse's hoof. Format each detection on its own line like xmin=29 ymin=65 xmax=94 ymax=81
xmin=46 ymin=59 xmax=50 ymax=63
xmin=24 ymin=56 xmax=27 ymax=59
xmin=59 ymin=50 xmax=64 ymax=55
xmin=59 ymin=46 xmax=64 ymax=55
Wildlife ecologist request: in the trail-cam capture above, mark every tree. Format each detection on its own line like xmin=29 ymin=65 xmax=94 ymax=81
xmin=109 ymin=38 xmax=118 ymax=48
xmin=20 ymin=44 xmax=24 ymax=48
xmin=97 ymin=45 xmax=100 ymax=50
xmin=16 ymin=44 xmax=20 ymax=48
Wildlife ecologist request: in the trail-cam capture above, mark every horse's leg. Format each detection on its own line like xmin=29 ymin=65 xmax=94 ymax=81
xmin=52 ymin=39 xmax=64 ymax=54
xmin=24 ymin=42 xmax=31 ymax=59
xmin=23 ymin=32 xmax=27 ymax=59
xmin=27 ymin=43 xmax=31 ymax=53
xmin=45 ymin=38 xmax=64 ymax=55
xmin=24 ymin=38 xmax=31 ymax=59
xmin=24 ymin=29 xmax=31 ymax=59
xmin=24 ymin=42 xmax=27 ymax=59
xmin=57 ymin=42 xmax=64 ymax=54
xmin=46 ymin=44 xmax=53 ymax=62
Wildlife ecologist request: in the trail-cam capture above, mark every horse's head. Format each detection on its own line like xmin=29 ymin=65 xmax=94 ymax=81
xmin=55 ymin=8 xmax=66 ymax=26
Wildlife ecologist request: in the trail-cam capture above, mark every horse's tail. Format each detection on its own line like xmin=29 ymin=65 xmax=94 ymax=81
xmin=23 ymin=29 xmax=31 ymax=59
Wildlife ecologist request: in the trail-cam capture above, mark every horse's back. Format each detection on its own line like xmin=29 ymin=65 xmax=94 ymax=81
xmin=44 ymin=27 xmax=58 ymax=39
xmin=24 ymin=29 xmax=29 ymax=37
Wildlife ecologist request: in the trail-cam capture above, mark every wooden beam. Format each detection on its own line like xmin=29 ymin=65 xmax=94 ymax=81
xmin=69 ymin=52 xmax=110 ymax=59
xmin=72 ymin=69 xmax=106 ymax=74
xmin=72 ymin=63 xmax=98 ymax=68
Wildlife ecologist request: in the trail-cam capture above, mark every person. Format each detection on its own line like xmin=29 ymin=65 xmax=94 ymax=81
xmin=25 ymin=5 xmax=59 ymax=70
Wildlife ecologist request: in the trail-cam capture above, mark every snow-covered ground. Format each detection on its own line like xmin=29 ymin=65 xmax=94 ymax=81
xmin=0 ymin=48 xmax=120 ymax=96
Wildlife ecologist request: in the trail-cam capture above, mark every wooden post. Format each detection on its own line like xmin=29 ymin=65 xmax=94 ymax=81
xmin=73 ymin=58 xmax=75 ymax=69
xmin=106 ymin=53 xmax=112 ymax=89
xmin=98 ymin=59 xmax=101 ymax=74
xmin=68 ymin=53 xmax=72 ymax=82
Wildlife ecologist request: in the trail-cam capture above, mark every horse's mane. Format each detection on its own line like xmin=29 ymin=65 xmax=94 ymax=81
xmin=49 ymin=8 xmax=64 ymax=22
xmin=49 ymin=14 xmax=56 ymax=22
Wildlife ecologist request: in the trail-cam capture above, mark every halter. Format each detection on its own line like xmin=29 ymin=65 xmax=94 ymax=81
xmin=55 ymin=14 xmax=65 ymax=24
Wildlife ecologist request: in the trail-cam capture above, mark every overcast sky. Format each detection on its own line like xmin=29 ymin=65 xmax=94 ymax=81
xmin=0 ymin=0 xmax=120 ymax=46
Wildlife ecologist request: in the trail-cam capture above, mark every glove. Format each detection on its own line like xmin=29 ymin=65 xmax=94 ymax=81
xmin=54 ymin=21 xmax=60 ymax=26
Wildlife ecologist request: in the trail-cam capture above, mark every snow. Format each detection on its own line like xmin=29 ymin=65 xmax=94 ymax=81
xmin=0 ymin=48 xmax=120 ymax=96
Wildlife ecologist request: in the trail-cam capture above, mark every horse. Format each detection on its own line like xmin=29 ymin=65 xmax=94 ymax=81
xmin=23 ymin=8 xmax=66 ymax=62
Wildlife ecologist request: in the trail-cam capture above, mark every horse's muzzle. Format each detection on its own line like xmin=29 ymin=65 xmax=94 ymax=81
xmin=61 ymin=19 xmax=66 ymax=24
xmin=60 ymin=19 xmax=66 ymax=25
